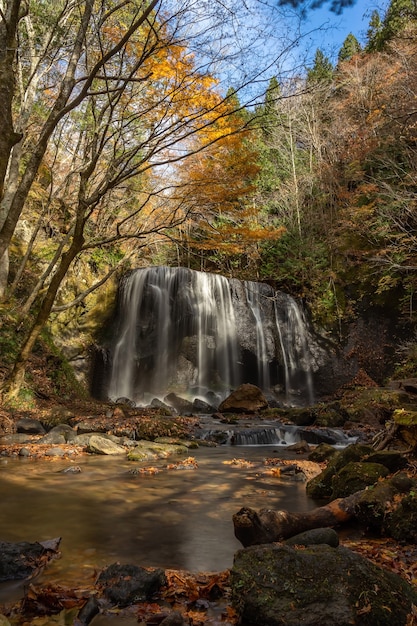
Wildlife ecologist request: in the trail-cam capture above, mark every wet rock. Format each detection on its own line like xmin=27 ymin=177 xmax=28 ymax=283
xmin=16 ymin=418 xmax=46 ymax=435
xmin=298 ymin=427 xmax=355 ymax=446
xmin=218 ymin=384 xmax=268 ymax=414
xmin=308 ymin=443 xmax=338 ymax=462
xmin=155 ymin=436 xmax=199 ymax=449
xmin=44 ymin=447 xmax=66 ymax=457
xmin=86 ymin=435 xmax=126 ymax=455
xmin=127 ymin=440 xmax=188 ymax=461
xmin=76 ymin=595 xmax=99 ymax=624
xmin=231 ymin=543 xmax=417 ymax=626
xmin=18 ymin=447 xmax=31 ymax=457
xmin=160 ymin=611 xmax=187 ymax=625
xmin=150 ymin=398 xmax=174 ymax=414
xmin=284 ymin=527 xmax=340 ymax=548
xmin=286 ymin=440 xmax=311 ymax=454
xmin=0 ymin=538 xmax=61 ymax=581
xmin=192 ymin=398 xmax=217 ymax=413
xmin=97 ymin=563 xmax=166 ymax=607
xmin=164 ymin=393 xmax=194 ymax=414
xmin=115 ymin=397 xmax=136 ymax=408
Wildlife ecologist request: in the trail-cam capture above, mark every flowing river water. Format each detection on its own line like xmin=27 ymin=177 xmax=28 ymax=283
xmin=0 ymin=444 xmax=318 ymax=608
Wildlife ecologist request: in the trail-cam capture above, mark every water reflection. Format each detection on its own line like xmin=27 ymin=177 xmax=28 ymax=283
xmin=0 ymin=447 xmax=316 ymax=593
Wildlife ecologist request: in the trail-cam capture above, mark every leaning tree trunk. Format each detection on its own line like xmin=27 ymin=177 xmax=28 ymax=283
xmin=233 ymin=491 xmax=365 ymax=547
xmin=3 ymin=237 xmax=83 ymax=401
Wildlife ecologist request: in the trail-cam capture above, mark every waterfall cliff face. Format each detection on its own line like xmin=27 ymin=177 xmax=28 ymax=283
xmin=104 ymin=266 xmax=319 ymax=406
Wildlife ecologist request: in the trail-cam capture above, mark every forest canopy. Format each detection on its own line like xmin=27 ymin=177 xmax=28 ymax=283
xmin=0 ymin=0 xmax=417 ymax=400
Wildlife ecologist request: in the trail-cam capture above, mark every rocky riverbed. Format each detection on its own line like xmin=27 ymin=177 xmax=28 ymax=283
xmin=0 ymin=382 xmax=417 ymax=625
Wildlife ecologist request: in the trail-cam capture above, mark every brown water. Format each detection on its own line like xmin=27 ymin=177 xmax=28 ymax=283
xmin=0 ymin=446 xmax=316 ymax=603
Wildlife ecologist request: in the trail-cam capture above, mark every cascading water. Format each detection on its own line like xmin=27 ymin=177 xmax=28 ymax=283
xmin=105 ymin=266 xmax=316 ymax=406
xmin=244 ymin=281 xmax=271 ymax=390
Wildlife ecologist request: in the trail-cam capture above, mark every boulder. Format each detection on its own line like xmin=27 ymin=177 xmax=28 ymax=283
xmin=16 ymin=418 xmax=46 ymax=435
xmin=86 ymin=435 xmax=126 ymax=455
xmin=308 ymin=443 xmax=338 ymax=463
xmin=218 ymin=384 xmax=268 ymax=413
xmin=284 ymin=527 xmax=340 ymax=548
xmin=192 ymin=398 xmax=217 ymax=413
xmin=164 ymin=393 xmax=194 ymax=414
xmin=40 ymin=405 xmax=75 ymax=428
xmin=127 ymin=440 xmax=188 ymax=461
xmin=365 ymin=450 xmax=408 ymax=472
xmin=384 ymin=492 xmax=417 ymax=543
xmin=306 ymin=443 xmax=374 ymax=499
xmin=330 ymin=461 xmax=390 ymax=499
xmin=231 ymin=543 xmax=417 ymax=626
xmin=392 ymin=408 xmax=417 ymax=450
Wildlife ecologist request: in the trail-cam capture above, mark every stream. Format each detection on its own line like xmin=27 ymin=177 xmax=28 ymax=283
xmin=0 ymin=445 xmax=317 ymax=606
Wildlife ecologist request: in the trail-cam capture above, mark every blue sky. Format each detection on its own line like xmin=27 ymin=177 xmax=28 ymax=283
xmin=300 ymin=0 xmax=387 ymax=62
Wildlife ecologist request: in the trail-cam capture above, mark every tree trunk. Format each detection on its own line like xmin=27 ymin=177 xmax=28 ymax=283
xmin=3 ymin=235 xmax=83 ymax=400
xmin=233 ymin=492 xmax=364 ymax=547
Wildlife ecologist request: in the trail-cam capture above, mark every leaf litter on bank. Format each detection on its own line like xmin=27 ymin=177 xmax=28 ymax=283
xmin=3 ymin=569 xmax=235 ymax=625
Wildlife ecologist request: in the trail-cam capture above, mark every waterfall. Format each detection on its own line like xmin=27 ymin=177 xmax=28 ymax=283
xmin=105 ymin=266 xmax=315 ymax=406
xmin=244 ymin=281 xmax=270 ymax=390
xmin=273 ymin=294 xmax=315 ymax=404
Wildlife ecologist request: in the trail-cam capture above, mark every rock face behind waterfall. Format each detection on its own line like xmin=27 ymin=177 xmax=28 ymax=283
xmin=92 ymin=266 xmax=333 ymax=407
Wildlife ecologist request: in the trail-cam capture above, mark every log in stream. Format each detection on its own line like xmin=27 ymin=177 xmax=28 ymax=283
xmin=233 ymin=492 xmax=363 ymax=547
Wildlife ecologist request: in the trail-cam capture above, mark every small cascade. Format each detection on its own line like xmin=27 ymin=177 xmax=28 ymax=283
xmin=197 ymin=423 xmax=357 ymax=447
xmin=230 ymin=426 xmax=300 ymax=446
xmin=103 ymin=266 xmax=317 ymax=406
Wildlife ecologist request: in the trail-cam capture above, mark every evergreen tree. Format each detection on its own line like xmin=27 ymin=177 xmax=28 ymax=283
xmin=365 ymin=10 xmax=384 ymax=51
xmin=338 ymin=33 xmax=362 ymax=63
xmin=262 ymin=76 xmax=281 ymax=136
xmin=375 ymin=0 xmax=417 ymax=49
xmin=307 ymin=49 xmax=334 ymax=84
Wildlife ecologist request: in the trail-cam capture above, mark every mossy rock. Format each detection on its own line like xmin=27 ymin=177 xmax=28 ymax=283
xmin=365 ymin=450 xmax=408 ymax=473
xmin=393 ymin=409 xmax=417 ymax=427
xmin=306 ymin=443 xmax=374 ymax=499
xmin=314 ymin=403 xmax=348 ymax=428
xmin=127 ymin=441 xmax=188 ymax=461
xmin=384 ymin=493 xmax=417 ymax=543
xmin=331 ymin=461 xmax=390 ymax=499
xmin=231 ymin=543 xmax=417 ymax=626
xmin=354 ymin=473 xmax=415 ymax=534
xmin=284 ymin=407 xmax=316 ymax=427
xmin=338 ymin=388 xmax=407 ymax=424
xmin=154 ymin=436 xmax=199 ymax=449
xmin=308 ymin=443 xmax=338 ymax=463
